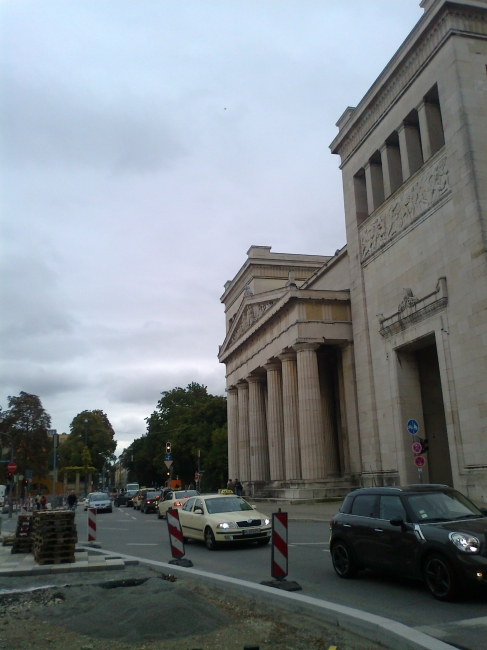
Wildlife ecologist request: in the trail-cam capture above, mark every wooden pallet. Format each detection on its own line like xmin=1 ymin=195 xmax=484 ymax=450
xmin=32 ymin=542 xmax=76 ymax=553
xmin=35 ymin=556 xmax=75 ymax=566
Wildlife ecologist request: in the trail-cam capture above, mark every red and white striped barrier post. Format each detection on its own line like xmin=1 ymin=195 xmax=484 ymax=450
xmin=88 ymin=507 xmax=97 ymax=542
xmin=166 ymin=508 xmax=193 ymax=567
xmin=260 ymin=509 xmax=301 ymax=591
xmin=271 ymin=510 xmax=288 ymax=580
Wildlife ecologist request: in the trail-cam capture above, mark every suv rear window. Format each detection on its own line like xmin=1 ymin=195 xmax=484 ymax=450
xmin=351 ymin=494 xmax=376 ymax=517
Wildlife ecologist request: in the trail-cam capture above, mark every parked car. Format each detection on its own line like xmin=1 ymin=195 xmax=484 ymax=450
xmin=178 ymin=494 xmax=271 ymax=550
xmin=140 ymin=490 xmax=162 ymax=513
xmin=114 ymin=490 xmax=137 ymax=507
xmin=157 ymin=489 xmax=200 ymax=519
xmin=85 ymin=492 xmax=113 ymax=513
xmin=329 ymin=484 xmax=487 ymax=601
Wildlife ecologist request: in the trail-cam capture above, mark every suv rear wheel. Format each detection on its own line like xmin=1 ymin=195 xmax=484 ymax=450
xmin=331 ymin=541 xmax=358 ymax=579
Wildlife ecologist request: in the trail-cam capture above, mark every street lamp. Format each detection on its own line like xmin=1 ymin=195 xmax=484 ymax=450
xmin=83 ymin=418 xmax=88 ymax=495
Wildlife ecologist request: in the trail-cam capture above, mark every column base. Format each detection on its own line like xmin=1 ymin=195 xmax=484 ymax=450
xmin=251 ymin=477 xmax=360 ymax=501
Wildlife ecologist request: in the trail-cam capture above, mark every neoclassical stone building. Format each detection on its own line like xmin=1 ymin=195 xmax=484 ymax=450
xmin=219 ymin=0 xmax=487 ymax=504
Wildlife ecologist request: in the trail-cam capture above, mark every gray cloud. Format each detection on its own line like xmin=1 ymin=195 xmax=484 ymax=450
xmin=0 ymin=0 xmax=422 ymax=438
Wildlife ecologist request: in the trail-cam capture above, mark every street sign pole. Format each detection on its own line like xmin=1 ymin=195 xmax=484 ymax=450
xmin=52 ymin=433 xmax=59 ymax=508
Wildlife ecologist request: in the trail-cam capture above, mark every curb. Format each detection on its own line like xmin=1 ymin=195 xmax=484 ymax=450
xmin=93 ymin=548 xmax=456 ymax=650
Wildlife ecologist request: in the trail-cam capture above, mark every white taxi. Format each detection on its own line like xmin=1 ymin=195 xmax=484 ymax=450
xmin=157 ymin=489 xmax=200 ymax=519
xmin=177 ymin=494 xmax=271 ymax=550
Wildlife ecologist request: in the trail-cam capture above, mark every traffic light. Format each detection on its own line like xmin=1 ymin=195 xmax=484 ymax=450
xmin=166 ymin=441 xmax=171 ymax=454
xmin=7 ymin=471 xmax=12 ymax=481
xmin=419 ymin=438 xmax=430 ymax=453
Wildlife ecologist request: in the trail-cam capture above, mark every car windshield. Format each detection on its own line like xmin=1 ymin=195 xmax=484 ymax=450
xmin=204 ymin=497 xmax=253 ymax=514
xmin=407 ymin=490 xmax=483 ymax=522
xmin=90 ymin=494 xmax=108 ymax=502
xmin=174 ymin=490 xmax=199 ymax=499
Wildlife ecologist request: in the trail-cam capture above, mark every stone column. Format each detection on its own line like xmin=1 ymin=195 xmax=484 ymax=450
xmin=75 ymin=472 xmax=80 ymax=495
xmin=340 ymin=343 xmax=361 ymax=476
xmin=380 ymin=143 xmax=403 ymax=198
xmin=364 ymin=161 xmax=385 ymax=213
xmin=247 ymin=375 xmax=270 ymax=483
xmin=278 ymin=352 xmax=301 ymax=480
xmin=236 ymin=381 xmax=250 ymax=482
xmin=318 ymin=349 xmax=341 ymax=477
xmin=398 ymin=122 xmax=423 ymax=180
xmin=264 ymin=362 xmax=285 ymax=481
xmin=226 ymin=387 xmax=239 ymax=481
xmin=294 ymin=343 xmax=327 ymax=481
xmin=417 ymin=101 xmax=444 ymax=162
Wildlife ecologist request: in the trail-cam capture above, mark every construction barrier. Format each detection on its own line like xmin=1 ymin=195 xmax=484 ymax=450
xmin=88 ymin=507 xmax=97 ymax=542
xmin=166 ymin=508 xmax=185 ymax=559
xmin=271 ymin=510 xmax=288 ymax=579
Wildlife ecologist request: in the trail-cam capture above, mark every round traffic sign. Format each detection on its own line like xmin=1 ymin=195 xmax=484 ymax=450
xmin=194 ymin=472 xmax=200 ymax=481
xmin=7 ymin=462 xmax=17 ymax=472
xmin=414 ymin=455 xmax=425 ymax=467
xmin=407 ymin=419 xmax=419 ymax=435
xmin=412 ymin=441 xmax=423 ymax=454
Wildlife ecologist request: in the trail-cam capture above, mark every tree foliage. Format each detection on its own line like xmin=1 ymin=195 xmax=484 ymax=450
xmin=125 ymin=383 xmax=227 ymax=491
xmin=0 ymin=391 xmax=51 ymax=479
xmin=59 ymin=409 xmax=116 ymax=474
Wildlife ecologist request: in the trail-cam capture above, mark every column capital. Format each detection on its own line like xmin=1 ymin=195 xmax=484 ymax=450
xmin=293 ymin=342 xmax=321 ymax=353
xmin=236 ymin=380 xmax=248 ymax=391
xmin=226 ymin=385 xmax=238 ymax=395
xmin=246 ymin=373 xmax=266 ymax=384
xmin=264 ymin=361 xmax=281 ymax=372
xmin=278 ymin=351 xmax=296 ymax=363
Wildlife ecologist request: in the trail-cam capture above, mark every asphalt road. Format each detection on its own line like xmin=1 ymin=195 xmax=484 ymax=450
xmin=74 ymin=504 xmax=487 ymax=650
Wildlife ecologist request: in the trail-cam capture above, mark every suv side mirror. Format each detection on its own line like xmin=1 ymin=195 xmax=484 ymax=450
xmin=480 ymin=507 xmax=487 ymax=516
xmin=390 ymin=516 xmax=404 ymax=527
xmin=194 ymin=506 xmax=204 ymax=515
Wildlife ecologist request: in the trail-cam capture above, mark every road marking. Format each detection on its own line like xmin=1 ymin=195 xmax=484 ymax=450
xmin=126 ymin=543 xmax=158 ymax=546
xmin=288 ymin=542 xmax=329 ymax=546
xmin=322 ymin=550 xmax=331 ymax=553
xmin=132 ymin=517 xmax=137 ymax=520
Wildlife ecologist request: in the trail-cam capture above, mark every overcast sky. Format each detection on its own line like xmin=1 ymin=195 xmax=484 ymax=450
xmin=1 ymin=0 xmax=423 ymax=455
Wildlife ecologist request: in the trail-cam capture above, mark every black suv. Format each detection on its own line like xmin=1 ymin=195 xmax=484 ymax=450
xmin=330 ymin=485 xmax=487 ymax=601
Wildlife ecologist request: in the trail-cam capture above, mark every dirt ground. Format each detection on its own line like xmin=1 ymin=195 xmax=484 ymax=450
xmin=0 ymin=564 xmax=383 ymax=650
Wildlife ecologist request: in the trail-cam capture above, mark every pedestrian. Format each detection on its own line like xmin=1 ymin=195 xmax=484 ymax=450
xmin=189 ymin=482 xmax=194 ymax=490
xmin=66 ymin=490 xmax=77 ymax=511
xmin=235 ymin=479 xmax=243 ymax=496
xmin=226 ymin=478 xmax=235 ymax=493
xmin=40 ymin=494 xmax=47 ymax=510
xmin=35 ymin=493 xmax=41 ymax=510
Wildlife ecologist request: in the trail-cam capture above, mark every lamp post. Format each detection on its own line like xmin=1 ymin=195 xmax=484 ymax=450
xmin=3 ymin=432 xmax=14 ymax=519
xmin=84 ymin=418 xmax=88 ymax=495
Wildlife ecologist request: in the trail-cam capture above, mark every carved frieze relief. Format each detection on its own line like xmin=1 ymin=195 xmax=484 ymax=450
xmin=229 ymin=300 xmax=277 ymax=346
xmin=360 ymin=152 xmax=450 ymax=263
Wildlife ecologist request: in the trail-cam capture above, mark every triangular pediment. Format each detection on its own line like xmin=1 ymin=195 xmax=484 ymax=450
xmin=220 ymin=289 xmax=287 ymax=356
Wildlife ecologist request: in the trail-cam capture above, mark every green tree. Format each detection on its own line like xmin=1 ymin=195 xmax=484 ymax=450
xmin=125 ymin=383 xmax=227 ymax=490
xmin=59 ymin=409 xmax=116 ymax=474
xmin=0 ymin=391 xmax=51 ymax=479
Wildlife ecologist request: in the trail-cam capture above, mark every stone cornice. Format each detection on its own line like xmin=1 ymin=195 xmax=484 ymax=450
xmin=221 ymin=252 xmax=329 ymax=308
xmin=330 ymin=2 xmax=487 ymax=167
xmin=378 ymin=277 xmax=448 ymax=337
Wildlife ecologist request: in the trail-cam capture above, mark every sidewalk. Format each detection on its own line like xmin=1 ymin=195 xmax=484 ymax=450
xmin=248 ymin=499 xmax=341 ymax=521
xmin=0 ymin=540 xmax=135 ymax=577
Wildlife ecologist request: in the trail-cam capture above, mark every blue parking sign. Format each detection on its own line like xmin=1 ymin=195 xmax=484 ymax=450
xmin=407 ymin=419 xmax=419 ymax=435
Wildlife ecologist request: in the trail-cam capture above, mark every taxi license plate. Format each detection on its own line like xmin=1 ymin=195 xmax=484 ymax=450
xmin=241 ymin=528 xmax=259 ymax=536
